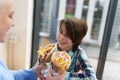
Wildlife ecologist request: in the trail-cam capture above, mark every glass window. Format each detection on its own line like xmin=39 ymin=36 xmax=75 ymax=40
xmin=32 ymin=1 xmax=119 ymax=80
xmin=91 ymin=0 xmax=104 ymax=40
xmin=39 ymin=0 xmax=52 ymax=36
xmin=81 ymin=0 xmax=90 ymax=20
xmin=65 ymin=0 xmax=76 ymax=18
xmin=103 ymin=1 xmax=120 ymax=79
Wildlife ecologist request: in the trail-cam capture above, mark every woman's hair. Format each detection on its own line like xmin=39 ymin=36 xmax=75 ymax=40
xmin=59 ymin=17 xmax=88 ymax=51
xmin=0 ymin=0 xmax=12 ymax=12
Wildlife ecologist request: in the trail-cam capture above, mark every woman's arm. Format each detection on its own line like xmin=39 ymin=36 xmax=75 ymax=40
xmin=11 ymin=69 xmax=37 ymax=80
xmin=11 ymin=60 xmax=47 ymax=80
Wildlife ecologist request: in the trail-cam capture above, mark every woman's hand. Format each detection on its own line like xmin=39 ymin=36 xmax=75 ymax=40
xmin=33 ymin=59 xmax=47 ymax=79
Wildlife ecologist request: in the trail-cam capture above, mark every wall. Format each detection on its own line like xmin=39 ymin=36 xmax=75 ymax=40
xmin=0 ymin=43 xmax=7 ymax=64
xmin=5 ymin=0 xmax=33 ymax=69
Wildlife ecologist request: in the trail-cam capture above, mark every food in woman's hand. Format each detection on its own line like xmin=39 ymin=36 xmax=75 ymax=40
xmin=51 ymin=51 xmax=71 ymax=74
xmin=38 ymin=44 xmax=55 ymax=63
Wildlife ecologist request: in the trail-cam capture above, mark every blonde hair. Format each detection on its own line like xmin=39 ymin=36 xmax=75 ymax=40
xmin=0 ymin=0 xmax=12 ymax=12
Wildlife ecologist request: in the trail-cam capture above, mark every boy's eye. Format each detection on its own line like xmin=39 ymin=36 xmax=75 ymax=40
xmin=64 ymin=34 xmax=68 ymax=38
xmin=59 ymin=29 xmax=62 ymax=33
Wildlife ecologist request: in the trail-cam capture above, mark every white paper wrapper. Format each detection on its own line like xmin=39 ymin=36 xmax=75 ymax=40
xmin=40 ymin=63 xmax=50 ymax=77
xmin=40 ymin=63 xmax=59 ymax=77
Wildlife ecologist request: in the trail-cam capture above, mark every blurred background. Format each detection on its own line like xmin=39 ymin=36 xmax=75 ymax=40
xmin=0 ymin=0 xmax=120 ymax=80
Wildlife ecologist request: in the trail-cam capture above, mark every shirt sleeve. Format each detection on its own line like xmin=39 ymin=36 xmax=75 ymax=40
xmin=11 ymin=69 xmax=37 ymax=80
xmin=65 ymin=48 xmax=97 ymax=80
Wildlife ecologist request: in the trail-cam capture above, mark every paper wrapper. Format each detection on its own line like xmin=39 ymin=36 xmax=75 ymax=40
xmin=40 ymin=63 xmax=59 ymax=77
xmin=51 ymin=51 xmax=71 ymax=75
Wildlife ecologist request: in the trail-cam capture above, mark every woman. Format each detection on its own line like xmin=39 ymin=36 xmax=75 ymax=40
xmin=0 ymin=0 xmax=47 ymax=80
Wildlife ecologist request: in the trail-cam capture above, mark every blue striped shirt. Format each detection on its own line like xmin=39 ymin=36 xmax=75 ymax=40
xmin=54 ymin=43 xmax=97 ymax=80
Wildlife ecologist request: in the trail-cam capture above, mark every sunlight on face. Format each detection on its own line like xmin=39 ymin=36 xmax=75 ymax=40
xmin=0 ymin=0 xmax=14 ymax=42
xmin=56 ymin=23 xmax=73 ymax=51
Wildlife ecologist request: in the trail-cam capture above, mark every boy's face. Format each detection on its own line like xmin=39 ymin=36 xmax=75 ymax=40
xmin=0 ymin=1 xmax=14 ymax=42
xmin=56 ymin=23 xmax=73 ymax=51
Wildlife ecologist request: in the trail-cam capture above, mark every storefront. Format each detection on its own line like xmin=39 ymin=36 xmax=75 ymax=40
xmin=31 ymin=0 xmax=119 ymax=80
xmin=58 ymin=0 xmax=110 ymax=46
